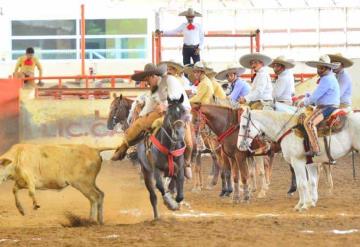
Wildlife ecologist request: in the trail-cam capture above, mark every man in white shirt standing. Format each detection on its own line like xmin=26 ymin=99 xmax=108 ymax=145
xmin=269 ymin=56 xmax=296 ymax=105
xmin=239 ymin=53 xmax=273 ymax=110
xmin=159 ymin=8 xmax=204 ymax=65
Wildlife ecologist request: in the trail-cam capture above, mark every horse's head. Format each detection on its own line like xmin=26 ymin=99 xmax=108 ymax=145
xmin=163 ymin=94 xmax=187 ymax=143
xmin=238 ymin=107 xmax=260 ymax=151
xmin=107 ymin=93 xmax=132 ymax=130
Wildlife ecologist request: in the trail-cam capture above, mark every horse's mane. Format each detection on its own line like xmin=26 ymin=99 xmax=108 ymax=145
xmin=201 ymin=103 xmax=237 ymax=111
xmin=252 ymin=110 xmax=299 ymax=126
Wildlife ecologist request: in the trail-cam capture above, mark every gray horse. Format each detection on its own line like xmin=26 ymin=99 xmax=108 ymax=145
xmin=137 ymin=95 xmax=187 ymax=218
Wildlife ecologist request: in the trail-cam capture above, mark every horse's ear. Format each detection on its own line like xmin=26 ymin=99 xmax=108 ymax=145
xmin=112 ymin=93 xmax=117 ymax=99
xmin=179 ymin=94 xmax=184 ymax=104
xmin=119 ymin=94 xmax=123 ymax=100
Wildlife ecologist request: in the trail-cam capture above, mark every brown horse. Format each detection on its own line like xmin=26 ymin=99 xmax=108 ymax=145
xmin=193 ymin=104 xmax=275 ymax=202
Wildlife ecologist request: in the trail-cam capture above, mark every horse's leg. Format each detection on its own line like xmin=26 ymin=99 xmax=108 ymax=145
xmin=154 ymin=168 xmax=178 ymax=211
xmin=175 ymin=160 xmax=185 ymax=205
xmin=230 ymin=155 xmax=240 ymax=203
xmin=209 ymin=151 xmax=221 ymax=188
xmin=247 ymin=157 xmax=257 ymax=192
xmin=255 ymin=156 xmax=268 ymax=198
xmin=306 ymin=163 xmax=319 ymax=207
xmin=291 ymin=158 xmax=312 ymax=211
xmin=223 ymin=154 xmax=233 ymax=196
xmin=192 ymin=151 xmax=201 ymax=192
xmin=287 ymin=164 xmax=297 ymax=196
xmin=265 ymin=153 xmax=274 ymax=185
xmin=142 ymin=167 xmax=158 ymax=219
xmin=236 ymin=152 xmax=249 ymax=202
xmin=322 ymin=163 xmax=333 ymax=195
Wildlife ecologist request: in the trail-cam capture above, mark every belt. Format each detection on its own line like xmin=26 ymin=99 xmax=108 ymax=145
xmin=183 ymin=44 xmax=199 ymax=48
xmin=317 ymin=104 xmax=337 ymax=109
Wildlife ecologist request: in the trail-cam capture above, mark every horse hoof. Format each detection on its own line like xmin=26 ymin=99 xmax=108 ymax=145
xmin=163 ymin=193 xmax=180 ymax=211
xmin=257 ymin=191 xmax=266 ymax=199
xmin=219 ymin=191 xmax=227 ymax=197
xmin=225 ymin=191 xmax=232 ymax=197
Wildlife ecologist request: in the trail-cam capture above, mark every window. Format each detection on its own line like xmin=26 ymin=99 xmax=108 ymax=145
xmin=12 ymin=20 xmax=76 ymax=36
xmin=11 ymin=18 xmax=148 ymax=60
xmin=86 ymin=19 xmax=147 ymax=35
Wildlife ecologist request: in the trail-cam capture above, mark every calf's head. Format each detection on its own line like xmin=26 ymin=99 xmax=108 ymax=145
xmin=0 ymin=157 xmax=14 ymax=184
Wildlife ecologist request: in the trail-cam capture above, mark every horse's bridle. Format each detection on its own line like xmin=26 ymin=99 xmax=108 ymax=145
xmin=239 ymin=110 xmax=264 ymax=152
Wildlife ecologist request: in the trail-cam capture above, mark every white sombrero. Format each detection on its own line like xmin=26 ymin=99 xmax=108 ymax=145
xmin=158 ymin=61 xmax=184 ymax=73
xmin=215 ymin=65 xmax=246 ymax=81
xmin=239 ymin=53 xmax=272 ymax=69
xmin=269 ymin=56 xmax=295 ymax=69
xmin=327 ymin=53 xmax=353 ymax=68
xmin=179 ymin=8 xmax=202 ymax=17
xmin=305 ymin=55 xmax=340 ymax=70
xmin=131 ymin=63 xmax=167 ymax=81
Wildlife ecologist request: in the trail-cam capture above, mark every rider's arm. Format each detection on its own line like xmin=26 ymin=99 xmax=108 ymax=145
xmin=307 ymin=77 xmax=330 ymax=105
xmin=190 ymin=81 xmax=208 ymax=103
xmin=244 ymin=72 xmax=269 ymax=102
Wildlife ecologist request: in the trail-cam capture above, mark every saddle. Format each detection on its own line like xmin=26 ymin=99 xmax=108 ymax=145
xmin=295 ymin=108 xmax=348 ymax=138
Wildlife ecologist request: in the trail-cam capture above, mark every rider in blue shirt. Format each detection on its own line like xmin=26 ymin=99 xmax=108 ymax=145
xmin=303 ymin=55 xmax=340 ymax=156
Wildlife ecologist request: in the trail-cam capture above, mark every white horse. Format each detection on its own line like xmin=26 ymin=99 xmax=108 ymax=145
xmin=238 ymin=109 xmax=360 ymax=211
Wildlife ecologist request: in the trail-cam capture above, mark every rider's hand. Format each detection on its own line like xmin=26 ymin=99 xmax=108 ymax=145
xmin=194 ymin=48 xmax=200 ymax=55
xmin=155 ymin=29 xmax=163 ymax=35
xmin=155 ymin=103 xmax=166 ymax=113
xmin=239 ymin=97 xmax=246 ymax=104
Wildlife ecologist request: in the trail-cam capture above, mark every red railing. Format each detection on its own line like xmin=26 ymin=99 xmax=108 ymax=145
xmin=152 ymin=30 xmax=261 ymax=64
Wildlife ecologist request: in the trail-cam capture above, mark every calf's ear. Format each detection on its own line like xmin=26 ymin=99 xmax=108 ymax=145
xmin=0 ymin=158 xmax=12 ymax=166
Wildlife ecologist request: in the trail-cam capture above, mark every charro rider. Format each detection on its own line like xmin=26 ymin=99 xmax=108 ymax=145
xmin=204 ymin=66 xmax=227 ymax=100
xmin=269 ymin=56 xmax=295 ymax=106
xmin=158 ymin=8 xmax=204 ymax=65
xmin=158 ymin=60 xmax=192 ymax=92
xmin=328 ymin=53 xmax=354 ymax=110
xmin=303 ymin=55 xmax=340 ymax=156
xmin=112 ymin=63 xmax=193 ymax=178
xmin=215 ymin=65 xmax=249 ymax=104
xmin=238 ymin=53 xmax=273 ymax=109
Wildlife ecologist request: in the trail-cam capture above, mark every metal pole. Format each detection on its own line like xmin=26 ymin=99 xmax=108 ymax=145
xmin=81 ymin=4 xmax=86 ymax=76
xmin=255 ymin=29 xmax=260 ymax=52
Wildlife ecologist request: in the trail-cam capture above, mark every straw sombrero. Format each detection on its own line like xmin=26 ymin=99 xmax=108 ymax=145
xmin=131 ymin=63 xmax=167 ymax=81
xmin=269 ymin=56 xmax=295 ymax=69
xmin=179 ymin=8 xmax=202 ymax=17
xmin=158 ymin=61 xmax=184 ymax=73
xmin=305 ymin=55 xmax=340 ymax=70
xmin=239 ymin=53 xmax=272 ymax=69
xmin=327 ymin=53 xmax=353 ymax=68
xmin=215 ymin=65 xmax=246 ymax=81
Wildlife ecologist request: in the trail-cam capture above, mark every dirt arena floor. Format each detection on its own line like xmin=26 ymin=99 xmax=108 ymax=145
xmin=1 ymin=153 xmax=360 ymax=246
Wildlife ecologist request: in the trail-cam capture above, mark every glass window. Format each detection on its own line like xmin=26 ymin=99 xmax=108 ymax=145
xmin=12 ymin=20 xmax=76 ymax=36
xmin=84 ymin=37 xmax=147 ymax=59
xmin=86 ymin=19 xmax=147 ymax=35
xmin=12 ymin=39 xmax=77 ymax=59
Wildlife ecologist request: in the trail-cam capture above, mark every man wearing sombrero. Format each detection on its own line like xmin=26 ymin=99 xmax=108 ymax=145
xmin=269 ymin=56 xmax=295 ymax=105
xmin=215 ymin=65 xmax=249 ymax=104
xmin=205 ymin=66 xmax=227 ymax=100
xmin=328 ymin=53 xmax=354 ymax=109
xmin=112 ymin=63 xmax=193 ymax=178
xmin=160 ymin=8 xmax=204 ymax=66
xmin=188 ymin=61 xmax=214 ymax=104
xmin=158 ymin=60 xmax=192 ymax=91
xmin=239 ymin=53 xmax=273 ymax=109
xmin=303 ymin=55 xmax=340 ymax=156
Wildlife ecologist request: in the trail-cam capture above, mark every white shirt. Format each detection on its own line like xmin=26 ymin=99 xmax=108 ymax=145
xmin=244 ymin=67 xmax=273 ymax=102
xmin=139 ymin=75 xmax=191 ymax=116
xmin=272 ymin=69 xmax=295 ymax=103
xmin=163 ymin=22 xmax=204 ymax=50
xmin=127 ymin=93 xmax=147 ymax=124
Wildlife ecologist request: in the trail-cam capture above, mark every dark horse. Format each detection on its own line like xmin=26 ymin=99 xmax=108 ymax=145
xmin=107 ymin=94 xmax=230 ymax=196
xmin=137 ymin=95 xmax=187 ymax=218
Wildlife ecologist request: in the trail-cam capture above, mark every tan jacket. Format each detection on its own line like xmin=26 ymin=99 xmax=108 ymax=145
xmin=209 ymin=76 xmax=227 ymax=99
xmin=190 ymin=75 xmax=214 ymax=104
